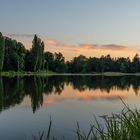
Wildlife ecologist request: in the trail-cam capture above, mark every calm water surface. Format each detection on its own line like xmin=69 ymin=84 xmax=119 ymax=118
xmin=0 ymin=75 xmax=140 ymax=139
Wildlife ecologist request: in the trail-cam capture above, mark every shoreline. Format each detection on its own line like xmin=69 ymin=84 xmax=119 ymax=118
xmin=1 ymin=71 xmax=140 ymax=77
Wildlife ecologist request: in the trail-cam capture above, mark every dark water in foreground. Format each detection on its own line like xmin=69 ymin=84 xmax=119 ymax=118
xmin=0 ymin=75 xmax=140 ymax=139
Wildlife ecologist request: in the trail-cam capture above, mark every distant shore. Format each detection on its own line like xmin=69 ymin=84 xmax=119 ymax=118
xmin=1 ymin=71 xmax=140 ymax=77
xmin=0 ymin=71 xmax=56 ymax=77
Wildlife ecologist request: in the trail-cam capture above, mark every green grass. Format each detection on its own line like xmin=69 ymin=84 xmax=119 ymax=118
xmin=33 ymin=100 xmax=140 ymax=140
xmin=2 ymin=71 xmax=140 ymax=77
xmin=76 ymin=99 xmax=140 ymax=140
xmin=33 ymin=117 xmax=52 ymax=140
xmin=76 ymin=108 xmax=140 ymax=140
xmin=100 ymin=72 xmax=140 ymax=76
xmin=0 ymin=70 xmax=57 ymax=77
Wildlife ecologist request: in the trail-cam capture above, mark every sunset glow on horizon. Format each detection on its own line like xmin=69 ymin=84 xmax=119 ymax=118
xmin=4 ymin=34 xmax=140 ymax=60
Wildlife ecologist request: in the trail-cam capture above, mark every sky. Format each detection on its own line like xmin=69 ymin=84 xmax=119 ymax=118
xmin=1 ymin=0 xmax=140 ymax=60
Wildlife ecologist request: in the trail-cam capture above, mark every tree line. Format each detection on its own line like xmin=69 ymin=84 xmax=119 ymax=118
xmin=0 ymin=32 xmax=140 ymax=73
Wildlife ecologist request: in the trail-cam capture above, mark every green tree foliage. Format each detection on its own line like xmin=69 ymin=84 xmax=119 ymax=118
xmin=67 ymin=55 xmax=140 ymax=73
xmin=68 ymin=55 xmax=87 ymax=73
xmin=85 ymin=57 xmax=100 ymax=73
xmin=44 ymin=52 xmax=66 ymax=73
xmin=1 ymin=32 xmax=140 ymax=73
xmin=31 ymin=35 xmax=45 ymax=72
xmin=31 ymin=35 xmax=40 ymax=72
xmin=53 ymin=52 xmax=67 ymax=73
xmin=38 ymin=41 xmax=45 ymax=71
xmin=0 ymin=77 xmax=3 ymax=111
xmin=41 ymin=42 xmax=45 ymax=70
xmin=44 ymin=52 xmax=54 ymax=71
xmin=132 ymin=54 xmax=140 ymax=72
xmin=3 ymin=38 xmax=26 ymax=72
xmin=0 ymin=33 xmax=5 ymax=72
xmin=24 ymin=50 xmax=33 ymax=71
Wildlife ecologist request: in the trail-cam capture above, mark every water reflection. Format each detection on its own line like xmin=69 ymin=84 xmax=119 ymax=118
xmin=0 ymin=76 xmax=140 ymax=113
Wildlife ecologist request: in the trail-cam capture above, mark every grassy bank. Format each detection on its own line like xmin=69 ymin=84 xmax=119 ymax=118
xmin=0 ymin=71 xmax=57 ymax=77
xmin=95 ymin=72 xmax=140 ymax=76
xmin=52 ymin=72 xmax=140 ymax=76
xmin=1 ymin=71 xmax=140 ymax=77
xmin=33 ymin=102 xmax=140 ymax=140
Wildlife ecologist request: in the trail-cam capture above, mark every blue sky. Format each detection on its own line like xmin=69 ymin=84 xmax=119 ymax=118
xmin=1 ymin=0 xmax=140 ymax=59
xmin=1 ymin=0 xmax=140 ymax=44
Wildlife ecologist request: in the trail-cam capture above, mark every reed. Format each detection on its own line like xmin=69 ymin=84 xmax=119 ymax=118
xmin=33 ymin=102 xmax=140 ymax=140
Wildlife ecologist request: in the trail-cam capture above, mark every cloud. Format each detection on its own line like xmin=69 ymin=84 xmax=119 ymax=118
xmin=46 ymin=39 xmax=59 ymax=46
xmin=4 ymin=33 xmax=129 ymax=51
xmin=79 ymin=44 xmax=127 ymax=51
xmin=44 ymin=40 xmax=134 ymax=60
xmin=102 ymin=44 xmax=127 ymax=50
xmin=45 ymin=39 xmax=128 ymax=51
xmin=78 ymin=44 xmax=99 ymax=50
xmin=44 ymin=38 xmax=76 ymax=48
xmin=4 ymin=33 xmax=36 ymax=38
xmin=44 ymin=38 xmax=78 ymax=52
xmin=3 ymin=33 xmax=138 ymax=60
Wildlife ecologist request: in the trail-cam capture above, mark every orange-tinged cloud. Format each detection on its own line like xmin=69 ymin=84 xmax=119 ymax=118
xmin=38 ymin=38 xmax=139 ymax=60
xmin=46 ymin=39 xmax=59 ymax=46
xmin=79 ymin=44 xmax=127 ymax=51
xmin=4 ymin=33 xmax=140 ymax=60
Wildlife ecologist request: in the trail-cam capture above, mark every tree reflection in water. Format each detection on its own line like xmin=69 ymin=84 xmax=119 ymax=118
xmin=0 ymin=75 xmax=140 ymax=113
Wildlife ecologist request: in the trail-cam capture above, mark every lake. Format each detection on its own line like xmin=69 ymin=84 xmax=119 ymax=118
xmin=0 ymin=75 xmax=140 ymax=139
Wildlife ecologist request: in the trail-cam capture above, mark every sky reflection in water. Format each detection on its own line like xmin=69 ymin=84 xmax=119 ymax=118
xmin=0 ymin=76 xmax=140 ymax=139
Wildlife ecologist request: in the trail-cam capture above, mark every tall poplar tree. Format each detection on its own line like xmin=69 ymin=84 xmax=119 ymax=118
xmin=31 ymin=35 xmax=45 ymax=72
xmin=31 ymin=35 xmax=40 ymax=72
xmin=41 ymin=42 xmax=45 ymax=71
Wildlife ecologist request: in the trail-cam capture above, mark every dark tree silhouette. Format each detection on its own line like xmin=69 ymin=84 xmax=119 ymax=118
xmin=0 ymin=32 xmax=140 ymax=73
xmin=0 ymin=33 xmax=5 ymax=72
